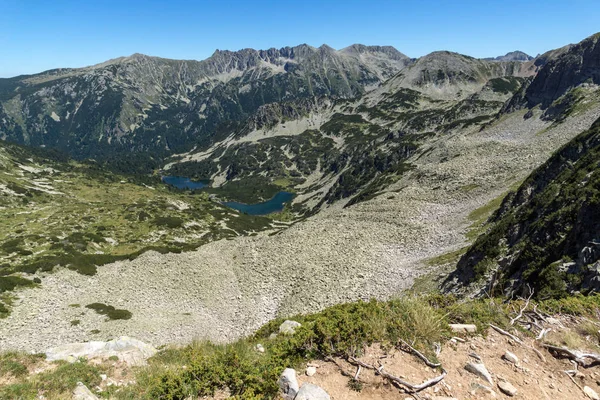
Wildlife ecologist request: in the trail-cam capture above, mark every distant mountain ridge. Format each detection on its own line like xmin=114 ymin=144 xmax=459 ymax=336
xmin=484 ymin=51 xmax=534 ymax=62
xmin=0 ymin=43 xmax=411 ymax=162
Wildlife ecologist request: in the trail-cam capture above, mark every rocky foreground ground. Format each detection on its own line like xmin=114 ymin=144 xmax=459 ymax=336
xmin=2 ymin=106 xmax=600 ymax=353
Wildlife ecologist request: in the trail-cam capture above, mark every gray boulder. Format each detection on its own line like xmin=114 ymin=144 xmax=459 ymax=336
xmin=279 ymin=320 xmax=302 ymax=336
xmin=465 ymin=362 xmax=493 ymax=385
xmin=294 ymin=383 xmax=331 ymax=400
xmin=72 ymin=382 xmax=99 ymax=400
xmin=278 ymin=368 xmax=299 ymax=400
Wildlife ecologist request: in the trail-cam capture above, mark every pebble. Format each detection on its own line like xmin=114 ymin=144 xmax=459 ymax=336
xmin=498 ymin=381 xmax=517 ymax=396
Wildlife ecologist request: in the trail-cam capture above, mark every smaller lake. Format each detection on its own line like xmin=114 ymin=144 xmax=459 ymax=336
xmin=162 ymin=176 xmax=209 ymax=190
xmin=223 ymin=191 xmax=295 ymax=215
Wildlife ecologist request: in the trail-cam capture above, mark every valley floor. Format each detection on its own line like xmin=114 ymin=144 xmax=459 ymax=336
xmin=2 ymin=106 xmax=600 ymax=353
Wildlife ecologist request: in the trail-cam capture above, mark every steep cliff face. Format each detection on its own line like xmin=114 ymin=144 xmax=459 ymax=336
xmin=525 ymin=34 xmax=600 ymax=108
xmin=444 ymin=117 xmax=600 ymax=298
xmin=501 ymin=34 xmax=600 ymax=116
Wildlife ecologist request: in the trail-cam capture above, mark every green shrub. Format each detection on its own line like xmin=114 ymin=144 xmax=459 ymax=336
xmin=152 ymin=216 xmax=184 ymax=229
xmin=85 ymin=303 xmax=132 ymax=320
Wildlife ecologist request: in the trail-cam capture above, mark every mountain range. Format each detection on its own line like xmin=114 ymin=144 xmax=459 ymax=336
xmin=1 ymin=32 xmax=600 ymax=374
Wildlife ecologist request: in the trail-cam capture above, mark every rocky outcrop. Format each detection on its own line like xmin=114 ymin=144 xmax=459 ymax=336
xmin=503 ymin=33 xmax=600 ymax=114
xmin=45 ymin=336 xmax=157 ymax=366
xmin=278 ymin=368 xmax=300 ymax=400
xmin=294 ymin=383 xmax=331 ymax=400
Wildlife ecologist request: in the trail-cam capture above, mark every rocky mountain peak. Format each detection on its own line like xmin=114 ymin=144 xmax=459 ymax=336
xmin=485 ymin=51 xmax=533 ymax=62
xmin=339 ymin=44 xmax=410 ymax=61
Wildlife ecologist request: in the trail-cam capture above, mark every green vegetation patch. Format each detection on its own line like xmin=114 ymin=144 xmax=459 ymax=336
xmin=114 ymin=293 xmax=600 ymax=399
xmin=85 ymin=302 xmax=132 ymax=320
xmin=0 ymin=359 xmax=105 ymax=399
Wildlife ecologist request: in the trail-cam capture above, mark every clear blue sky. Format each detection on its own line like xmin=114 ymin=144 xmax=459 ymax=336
xmin=1 ymin=0 xmax=599 ymax=77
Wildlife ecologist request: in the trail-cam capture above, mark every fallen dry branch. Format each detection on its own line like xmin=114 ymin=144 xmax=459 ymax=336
xmin=542 ymin=344 xmax=600 ymax=366
xmin=564 ymin=370 xmax=584 ymax=393
xmin=347 ymin=356 xmax=447 ymax=393
xmin=510 ymin=286 xmax=534 ymax=325
xmin=398 ymin=338 xmax=441 ymax=368
xmin=536 ymin=328 xmax=551 ymax=340
xmin=354 ymin=365 xmax=362 ymax=381
xmin=489 ymin=324 xmax=545 ymax=361
xmin=380 ymin=367 xmax=447 ymax=392
xmin=324 ymin=356 xmax=368 ymax=383
xmin=489 ymin=324 xmax=523 ymax=344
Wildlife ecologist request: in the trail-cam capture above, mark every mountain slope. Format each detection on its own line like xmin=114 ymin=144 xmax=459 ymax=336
xmin=0 ymin=45 xmax=410 ymax=162
xmin=444 ymin=116 xmax=600 ymax=298
xmin=0 ymin=141 xmax=278 ymax=316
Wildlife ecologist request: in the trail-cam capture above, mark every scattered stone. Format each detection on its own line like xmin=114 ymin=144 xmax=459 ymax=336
xmin=73 ymin=382 xmax=99 ymax=400
xmin=255 ymin=344 xmax=265 ymax=353
xmin=465 ymin=362 xmax=493 ymax=385
xmin=294 ymin=383 xmax=330 ymax=400
xmin=306 ymin=366 xmax=317 ymax=376
xmin=498 ymin=381 xmax=517 ymax=396
xmin=279 ymin=320 xmax=302 ymax=336
xmin=278 ymin=368 xmax=299 ymax=400
xmin=449 ymin=324 xmax=477 ymax=333
xmin=503 ymin=350 xmax=519 ymax=365
xmin=100 ymin=374 xmax=107 ymax=381
xmin=269 ymin=333 xmax=278 ymax=340
xmin=585 ymin=386 xmax=600 ymax=400
xmin=471 ymin=383 xmax=496 ymax=397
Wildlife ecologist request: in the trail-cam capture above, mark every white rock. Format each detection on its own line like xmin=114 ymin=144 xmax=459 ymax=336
xmin=585 ymin=386 xmax=600 ymax=400
xmin=279 ymin=320 xmax=302 ymax=336
xmin=294 ymin=383 xmax=330 ymax=400
xmin=278 ymin=368 xmax=299 ymax=400
xmin=503 ymin=350 xmax=519 ymax=364
xmin=465 ymin=362 xmax=493 ymax=385
xmin=449 ymin=324 xmax=477 ymax=333
xmin=255 ymin=344 xmax=265 ymax=353
xmin=100 ymin=374 xmax=107 ymax=381
xmin=73 ymin=382 xmax=99 ymax=400
xmin=45 ymin=336 xmax=157 ymax=366
xmin=498 ymin=381 xmax=517 ymax=396
xmin=306 ymin=366 xmax=317 ymax=376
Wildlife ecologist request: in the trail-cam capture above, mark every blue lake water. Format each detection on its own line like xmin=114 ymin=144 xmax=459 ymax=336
xmin=162 ymin=176 xmax=209 ymax=190
xmin=223 ymin=191 xmax=295 ymax=215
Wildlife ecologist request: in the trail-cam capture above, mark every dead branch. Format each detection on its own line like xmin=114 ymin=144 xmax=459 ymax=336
xmin=536 ymin=328 xmax=550 ymax=340
xmin=398 ymin=338 xmax=441 ymax=368
xmin=381 ymin=368 xmax=447 ymax=393
xmin=489 ymin=324 xmax=545 ymax=361
xmin=564 ymin=370 xmax=584 ymax=393
xmin=434 ymin=342 xmax=441 ymax=357
xmin=347 ymin=356 xmax=376 ymax=370
xmin=354 ymin=365 xmax=362 ymax=381
xmin=324 ymin=356 xmax=368 ymax=383
xmin=450 ymin=336 xmax=466 ymax=343
xmin=489 ymin=324 xmax=523 ymax=344
xmin=542 ymin=344 xmax=600 ymax=366
xmin=510 ymin=286 xmax=534 ymax=325
xmin=347 ymin=356 xmax=447 ymax=393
